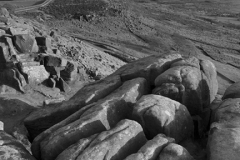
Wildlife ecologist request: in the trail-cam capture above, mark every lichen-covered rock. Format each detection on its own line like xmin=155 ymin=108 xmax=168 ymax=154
xmin=222 ymin=82 xmax=240 ymax=100
xmin=124 ymin=134 xmax=174 ymax=160
xmin=56 ymin=119 xmax=147 ymax=160
xmin=154 ymin=57 xmax=217 ymax=115
xmin=24 ymin=75 xmax=122 ymax=140
xmin=37 ymin=78 xmax=149 ymax=160
xmin=132 ymin=94 xmax=193 ymax=142
xmin=158 ymin=143 xmax=194 ymax=160
xmin=112 ymin=54 xmax=182 ymax=85
xmin=0 ymin=131 xmax=36 ymax=160
xmin=13 ymin=34 xmax=38 ymax=53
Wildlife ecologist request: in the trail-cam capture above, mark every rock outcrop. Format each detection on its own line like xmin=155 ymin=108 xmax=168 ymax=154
xmin=21 ymin=53 xmax=219 ymax=160
xmin=153 ymin=57 xmax=217 ymax=115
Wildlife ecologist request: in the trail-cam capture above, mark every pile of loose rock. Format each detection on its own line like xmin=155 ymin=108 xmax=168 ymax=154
xmin=0 ymin=8 xmax=80 ymax=94
xmin=0 ymin=8 xmax=125 ymax=98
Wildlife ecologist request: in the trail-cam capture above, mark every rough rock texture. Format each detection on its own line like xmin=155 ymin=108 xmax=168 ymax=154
xmin=21 ymin=64 xmax=49 ymax=84
xmin=222 ymin=82 xmax=240 ymax=100
xmin=56 ymin=119 xmax=147 ymax=160
xmin=37 ymin=77 xmax=149 ymax=160
xmin=208 ymin=98 xmax=240 ymax=160
xmin=31 ymin=103 xmax=97 ymax=160
xmin=0 ymin=131 xmax=36 ymax=160
xmin=112 ymin=54 xmax=182 ymax=85
xmin=124 ymin=134 xmax=175 ymax=160
xmin=132 ymin=94 xmax=193 ymax=142
xmin=158 ymin=143 xmax=194 ymax=160
xmin=13 ymin=34 xmax=38 ymax=53
xmin=24 ymin=75 xmax=122 ymax=140
xmin=154 ymin=57 xmax=217 ymax=115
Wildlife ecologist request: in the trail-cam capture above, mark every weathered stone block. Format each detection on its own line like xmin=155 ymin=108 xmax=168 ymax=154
xmin=132 ymin=94 xmax=193 ymax=142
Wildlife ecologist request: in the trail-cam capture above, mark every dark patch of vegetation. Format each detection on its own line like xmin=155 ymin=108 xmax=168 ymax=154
xmin=41 ymin=0 xmax=109 ymax=19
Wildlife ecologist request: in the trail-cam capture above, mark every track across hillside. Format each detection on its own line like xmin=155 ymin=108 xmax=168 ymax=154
xmin=14 ymin=0 xmax=53 ymax=13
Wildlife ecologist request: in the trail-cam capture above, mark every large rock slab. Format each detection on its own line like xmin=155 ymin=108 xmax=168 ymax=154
xmin=112 ymin=53 xmax=182 ymax=85
xmin=124 ymin=134 xmax=174 ymax=160
xmin=154 ymin=57 xmax=217 ymax=115
xmin=0 ymin=131 xmax=36 ymax=160
xmin=158 ymin=143 xmax=194 ymax=160
xmin=132 ymin=94 xmax=193 ymax=142
xmin=24 ymin=75 xmax=122 ymax=140
xmin=56 ymin=119 xmax=147 ymax=160
xmin=36 ymin=77 xmax=149 ymax=160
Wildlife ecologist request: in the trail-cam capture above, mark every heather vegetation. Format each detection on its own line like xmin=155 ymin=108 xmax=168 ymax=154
xmin=42 ymin=0 xmax=109 ymax=19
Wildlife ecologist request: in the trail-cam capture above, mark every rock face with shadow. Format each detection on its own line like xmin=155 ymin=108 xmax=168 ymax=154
xmin=132 ymin=94 xmax=193 ymax=142
xmin=153 ymin=57 xmax=218 ymax=115
xmin=56 ymin=119 xmax=147 ymax=160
